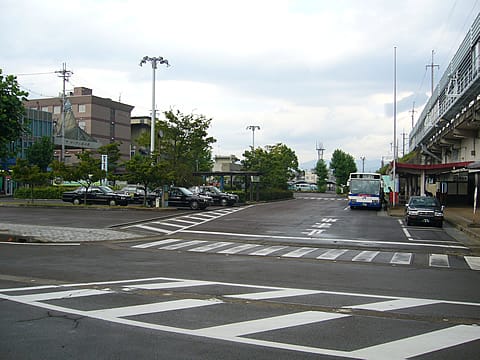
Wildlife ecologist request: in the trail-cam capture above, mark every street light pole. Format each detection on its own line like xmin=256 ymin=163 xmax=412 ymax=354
xmin=246 ymin=125 xmax=260 ymax=150
xmin=360 ymin=156 xmax=365 ymax=172
xmin=139 ymin=56 xmax=169 ymax=155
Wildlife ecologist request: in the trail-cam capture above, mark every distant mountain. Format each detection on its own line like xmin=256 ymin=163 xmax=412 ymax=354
xmin=300 ymin=158 xmax=383 ymax=173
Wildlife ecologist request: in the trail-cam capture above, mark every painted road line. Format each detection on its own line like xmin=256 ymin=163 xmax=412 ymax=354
xmin=351 ymin=325 xmax=480 ymax=360
xmin=429 ymin=254 xmax=450 ymax=268
xmin=227 ymin=288 xmax=321 ymax=300
xmin=198 ymin=311 xmax=348 ymax=338
xmin=183 ymin=215 xmax=211 ymax=221
xmin=249 ymin=246 xmax=288 ymax=256
xmin=345 ymin=298 xmax=439 ymax=312
xmin=87 ymin=299 xmax=221 ymax=318
xmin=151 ymin=221 xmax=186 ymax=228
xmin=464 ymin=256 xmax=480 ymax=270
xmin=130 ymin=224 xmax=172 ymax=233
xmin=390 ymin=252 xmax=413 ymax=265
xmin=172 ymin=218 xmax=198 ymax=224
xmin=126 ymin=280 xmax=213 ymax=290
xmin=218 ymin=244 xmax=261 ymax=254
xmin=317 ymin=249 xmax=348 ymax=260
xmin=352 ymin=251 xmax=380 ymax=262
xmin=188 ymin=242 xmax=233 ymax=252
xmin=12 ymin=288 xmax=112 ymax=302
xmin=160 ymin=240 xmax=207 ymax=250
xmin=282 ymin=247 xmax=317 ymax=258
xmin=132 ymin=239 xmax=181 ymax=249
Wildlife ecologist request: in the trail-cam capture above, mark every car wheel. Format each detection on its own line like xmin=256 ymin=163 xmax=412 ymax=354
xmin=109 ymin=199 xmax=116 ymax=206
xmin=406 ymin=218 xmax=412 ymax=226
xmin=190 ymin=200 xmax=199 ymax=210
xmin=220 ymin=198 xmax=228 ymax=206
xmin=73 ymin=198 xmax=81 ymax=205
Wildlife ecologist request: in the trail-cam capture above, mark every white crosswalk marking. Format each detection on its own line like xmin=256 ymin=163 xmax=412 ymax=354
xmin=281 ymin=247 xmax=316 ymax=258
xmin=352 ymin=251 xmax=380 ymax=262
xmin=131 ymin=224 xmax=173 ymax=233
xmin=87 ymin=299 xmax=221 ymax=318
xmin=218 ymin=244 xmax=261 ymax=254
xmin=346 ymin=298 xmax=439 ymax=311
xmin=188 ymin=242 xmax=232 ymax=252
xmin=227 ymin=288 xmax=321 ymax=300
xmin=160 ymin=240 xmax=207 ymax=250
xmin=317 ymin=249 xmax=348 ymax=260
xmin=11 ymin=289 xmax=112 ymax=302
xmin=132 ymin=239 xmax=180 ymax=249
xmin=429 ymin=254 xmax=450 ymax=267
xmin=464 ymin=256 xmax=480 ymax=270
xmin=390 ymin=252 xmax=412 ymax=265
xmin=198 ymin=311 xmax=348 ymax=337
xmin=249 ymin=246 xmax=287 ymax=256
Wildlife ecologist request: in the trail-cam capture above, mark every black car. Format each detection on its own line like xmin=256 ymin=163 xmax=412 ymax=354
xmin=405 ymin=196 xmax=444 ymax=227
xmin=62 ymin=186 xmax=129 ymax=206
xmin=167 ymin=187 xmax=209 ymax=210
xmin=190 ymin=185 xmax=238 ymax=206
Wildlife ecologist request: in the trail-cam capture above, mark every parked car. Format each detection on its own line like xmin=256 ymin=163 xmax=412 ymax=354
xmin=118 ymin=185 xmax=157 ymax=206
xmin=405 ymin=196 xmax=444 ymax=227
xmin=167 ymin=187 xmax=209 ymax=210
xmin=190 ymin=185 xmax=239 ymax=206
xmin=62 ymin=186 xmax=129 ymax=206
xmin=294 ymin=183 xmax=314 ymax=192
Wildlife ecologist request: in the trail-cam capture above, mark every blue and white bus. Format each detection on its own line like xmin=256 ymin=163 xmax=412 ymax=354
xmin=347 ymin=172 xmax=383 ymax=210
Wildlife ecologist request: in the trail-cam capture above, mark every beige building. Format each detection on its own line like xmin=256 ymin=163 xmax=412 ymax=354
xmin=25 ymin=87 xmax=134 ymax=164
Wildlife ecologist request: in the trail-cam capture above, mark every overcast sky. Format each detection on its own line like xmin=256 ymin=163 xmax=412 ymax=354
xmin=2 ymin=0 xmax=479 ymax=170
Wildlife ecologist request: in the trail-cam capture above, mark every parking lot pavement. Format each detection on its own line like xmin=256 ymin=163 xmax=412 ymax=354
xmin=0 ymin=222 xmax=143 ymax=243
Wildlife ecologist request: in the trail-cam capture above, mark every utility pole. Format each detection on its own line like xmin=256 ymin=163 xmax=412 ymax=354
xmin=409 ymin=102 xmax=416 ymax=129
xmin=393 ymin=46 xmax=397 ymax=207
xmin=426 ymin=50 xmax=439 ymax=96
xmin=246 ymin=125 xmax=260 ymax=149
xmin=401 ymin=131 xmax=407 ymax=157
xmin=316 ymin=141 xmax=325 ymax=161
xmin=360 ymin=156 xmax=366 ymax=172
xmin=139 ymin=56 xmax=170 ymax=156
xmin=55 ymin=63 xmax=73 ymax=163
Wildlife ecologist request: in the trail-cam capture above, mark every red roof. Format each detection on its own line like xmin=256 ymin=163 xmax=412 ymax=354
xmin=394 ymin=161 xmax=473 ymax=170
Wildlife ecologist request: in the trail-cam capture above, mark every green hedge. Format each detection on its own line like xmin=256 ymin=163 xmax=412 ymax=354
xmin=14 ymin=186 xmax=69 ymax=199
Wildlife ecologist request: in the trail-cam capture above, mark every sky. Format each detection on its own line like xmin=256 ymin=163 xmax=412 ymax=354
xmin=2 ymin=0 xmax=480 ymax=171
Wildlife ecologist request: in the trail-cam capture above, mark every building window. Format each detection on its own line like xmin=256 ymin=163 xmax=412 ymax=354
xmin=78 ymin=104 xmax=86 ymax=113
xmin=41 ymin=106 xmax=49 ymax=112
xmin=78 ymin=121 xmax=86 ymax=131
xmin=53 ymin=106 xmax=61 ymax=114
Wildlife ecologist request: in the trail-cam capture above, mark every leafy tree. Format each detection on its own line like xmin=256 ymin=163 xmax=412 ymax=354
xmin=158 ymin=110 xmax=216 ymax=186
xmin=70 ymin=151 xmax=105 ymax=204
xmin=314 ymin=159 xmax=328 ymax=192
xmin=123 ymin=154 xmax=170 ymax=206
xmin=26 ymin=136 xmax=54 ymax=171
xmin=11 ymin=158 xmax=49 ymax=203
xmin=242 ymin=143 xmax=299 ymax=190
xmin=0 ymin=69 xmax=29 ymax=161
xmin=329 ymin=149 xmax=357 ymax=188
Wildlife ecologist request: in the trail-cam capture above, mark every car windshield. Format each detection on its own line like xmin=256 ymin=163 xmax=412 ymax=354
xmin=209 ymin=187 xmax=221 ymax=194
xmin=98 ymin=186 xmax=114 ymax=193
xmin=410 ymin=197 xmax=440 ymax=208
xmin=349 ymin=180 xmax=380 ymax=195
xmin=179 ymin=187 xmax=194 ymax=196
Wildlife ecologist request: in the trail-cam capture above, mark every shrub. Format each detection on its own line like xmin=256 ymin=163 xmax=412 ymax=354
xmin=14 ymin=186 xmax=69 ymax=199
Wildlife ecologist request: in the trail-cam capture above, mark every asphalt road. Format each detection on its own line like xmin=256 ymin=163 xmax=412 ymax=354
xmin=1 ymin=193 xmax=479 ymax=359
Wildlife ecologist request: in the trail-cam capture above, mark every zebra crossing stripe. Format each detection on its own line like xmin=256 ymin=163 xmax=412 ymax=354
xmin=87 ymin=299 xmax=221 ymax=318
xmin=464 ymin=256 xmax=480 ymax=270
xmin=282 ymin=247 xmax=317 ymax=258
xmin=217 ymin=244 xmax=261 ymax=254
xmin=249 ymin=246 xmax=287 ymax=256
xmin=198 ymin=311 xmax=348 ymax=338
xmin=429 ymin=254 xmax=450 ymax=267
xmin=317 ymin=249 xmax=348 ymax=260
xmin=160 ymin=240 xmax=207 ymax=250
xmin=227 ymin=288 xmax=321 ymax=300
xmin=131 ymin=224 xmax=173 ymax=233
xmin=346 ymin=298 xmax=439 ymax=312
xmin=132 ymin=239 xmax=180 ymax=249
xmin=390 ymin=252 xmax=412 ymax=265
xmin=188 ymin=242 xmax=232 ymax=252
xmin=352 ymin=251 xmax=380 ymax=262
xmin=11 ymin=289 xmax=112 ymax=302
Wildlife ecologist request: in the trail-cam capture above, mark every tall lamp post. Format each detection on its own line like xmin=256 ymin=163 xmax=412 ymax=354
xmin=246 ymin=125 xmax=260 ymax=150
xmin=360 ymin=156 xmax=366 ymax=172
xmin=139 ymin=56 xmax=170 ymax=155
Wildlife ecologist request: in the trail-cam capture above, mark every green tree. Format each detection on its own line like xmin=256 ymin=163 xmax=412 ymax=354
xmin=70 ymin=151 xmax=105 ymax=204
xmin=158 ymin=110 xmax=216 ymax=186
xmin=0 ymin=69 xmax=29 ymax=161
xmin=11 ymin=158 xmax=48 ymax=203
xmin=329 ymin=149 xmax=357 ymax=189
xmin=26 ymin=136 xmax=54 ymax=171
xmin=314 ymin=159 xmax=328 ymax=192
xmin=242 ymin=143 xmax=299 ymax=190
xmin=123 ymin=154 xmax=170 ymax=206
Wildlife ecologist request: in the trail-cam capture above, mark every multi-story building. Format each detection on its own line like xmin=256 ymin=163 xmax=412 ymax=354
xmin=395 ymin=13 xmax=480 ymax=205
xmin=24 ymin=87 xmax=134 ymax=165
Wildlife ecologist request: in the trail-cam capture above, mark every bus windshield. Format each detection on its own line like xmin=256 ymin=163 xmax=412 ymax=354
xmin=350 ymin=180 xmax=380 ymax=195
